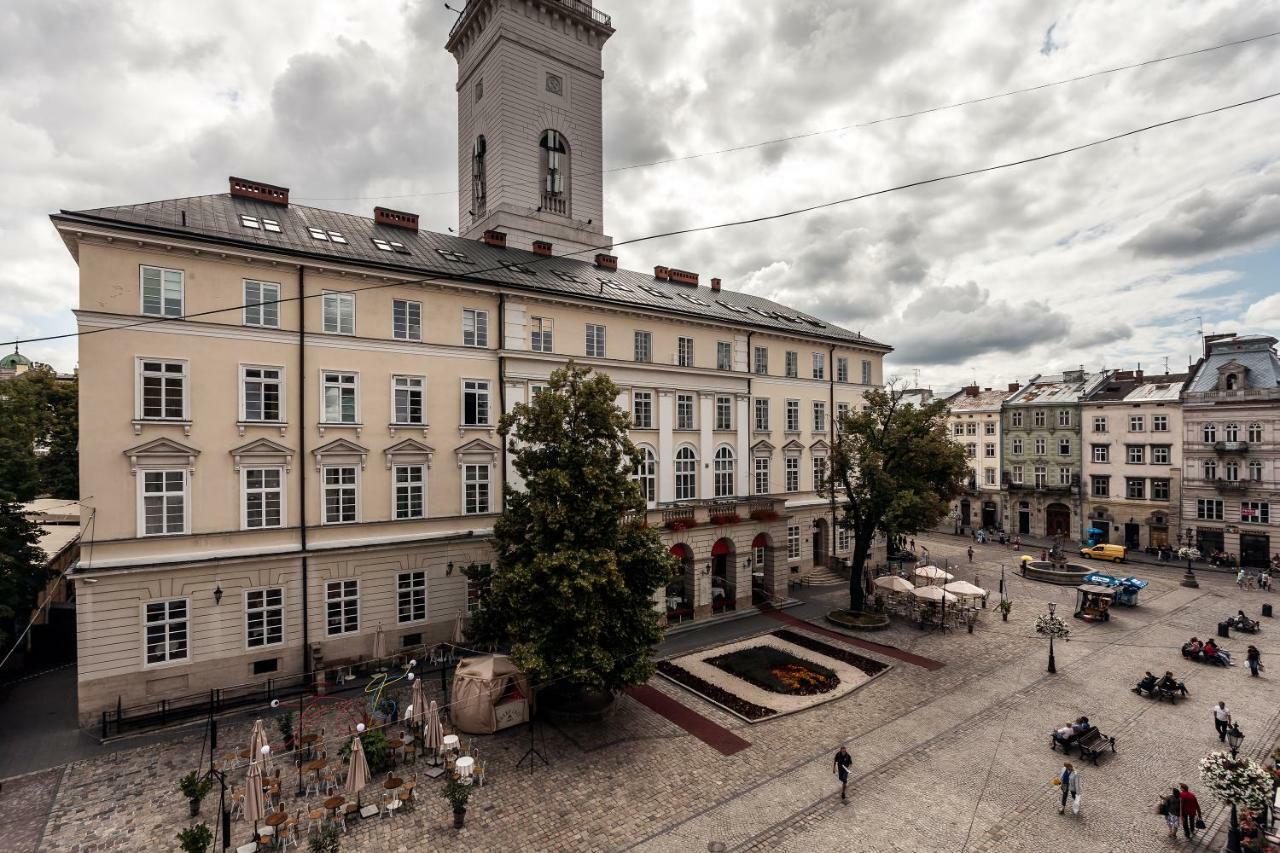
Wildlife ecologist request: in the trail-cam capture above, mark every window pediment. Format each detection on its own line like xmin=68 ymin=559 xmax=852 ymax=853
xmin=809 ymin=439 xmax=830 ymax=454
xmin=456 ymin=438 xmax=499 ymax=467
xmin=385 ymin=438 xmax=435 ymax=470
xmin=313 ymin=437 xmax=369 ymax=471
xmin=230 ymin=438 xmax=294 ymax=472
xmin=781 ymin=439 xmax=805 ymax=455
xmin=751 ymin=439 xmax=776 ymax=455
xmin=124 ymin=437 xmax=200 ymax=476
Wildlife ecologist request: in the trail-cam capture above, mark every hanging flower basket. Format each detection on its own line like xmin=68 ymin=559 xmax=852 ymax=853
xmin=666 ymin=519 xmax=699 ymax=532
xmin=1200 ymin=751 xmax=1273 ymax=810
xmin=749 ymin=508 xmax=779 ymax=522
xmin=709 ymin=512 xmax=741 ymax=526
xmin=1034 ymin=613 xmax=1071 ymax=640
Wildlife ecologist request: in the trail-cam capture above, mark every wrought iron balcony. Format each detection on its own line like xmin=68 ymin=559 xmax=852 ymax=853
xmin=1212 ymin=441 xmax=1249 ymax=453
xmin=1213 ymin=479 xmax=1249 ymax=493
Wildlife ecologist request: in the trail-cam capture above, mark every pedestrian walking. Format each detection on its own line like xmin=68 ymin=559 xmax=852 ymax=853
xmin=1213 ymin=701 xmax=1232 ymax=741
xmin=1057 ymin=762 xmax=1080 ymax=815
xmin=832 ymin=746 xmax=852 ymax=801
xmin=1157 ymin=787 xmax=1180 ymax=838
xmin=909 ymin=538 xmax=915 ymax=552
xmin=1177 ymin=783 xmax=1201 ymax=839
xmin=1246 ymin=645 xmax=1262 ymax=678
xmin=1237 ymin=567 xmax=1246 ymax=588
xmin=967 ymin=546 xmax=974 ymax=563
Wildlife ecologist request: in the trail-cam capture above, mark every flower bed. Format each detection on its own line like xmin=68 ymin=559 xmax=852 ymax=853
xmin=655 ymin=660 xmax=777 ymax=721
xmin=705 ymin=646 xmax=839 ymax=695
xmin=773 ymin=629 xmax=891 ymax=676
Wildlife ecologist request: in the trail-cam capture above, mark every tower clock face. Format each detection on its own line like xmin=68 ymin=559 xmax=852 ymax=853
xmin=545 ymin=73 xmax=563 ymax=95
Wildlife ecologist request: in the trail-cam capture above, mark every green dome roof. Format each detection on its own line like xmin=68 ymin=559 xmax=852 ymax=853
xmin=0 ymin=350 xmax=32 ymax=369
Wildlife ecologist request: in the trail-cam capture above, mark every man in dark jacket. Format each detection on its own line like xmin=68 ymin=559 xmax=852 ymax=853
xmin=833 ymin=746 xmax=853 ymax=801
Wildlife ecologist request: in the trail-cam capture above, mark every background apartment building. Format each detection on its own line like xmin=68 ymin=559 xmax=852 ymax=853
xmin=1181 ymin=333 xmax=1280 ymax=566
xmin=1080 ymin=370 xmax=1186 ymax=551
xmin=55 ymin=0 xmax=889 ymax=722
xmin=944 ymin=384 xmax=1014 ymax=531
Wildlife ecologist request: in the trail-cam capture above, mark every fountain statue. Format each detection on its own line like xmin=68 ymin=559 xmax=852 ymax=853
xmin=1021 ymin=532 xmax=1092 ymax=585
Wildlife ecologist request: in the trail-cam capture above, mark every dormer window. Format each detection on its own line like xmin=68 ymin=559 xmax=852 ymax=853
xmin=471 ymin=136 xmax=487 ymax=218
xmin=1225 ymin=373 xmax=1238 ymax=390
xmin=539 ymin=130 xmax=569 ymax=216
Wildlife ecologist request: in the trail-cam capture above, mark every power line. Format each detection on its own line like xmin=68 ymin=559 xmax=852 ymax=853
xmin=289 ymin=28 xmax=1280 ymax=202
xmin=8 ymin=88 xmax=1279 ymax=351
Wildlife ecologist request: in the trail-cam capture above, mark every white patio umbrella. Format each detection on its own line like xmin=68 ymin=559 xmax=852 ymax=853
xmin=914 ymin=565 xmax=954 ymax=582
xmin=943 ymin=580 xmax=987 ymax=598
xmin=873 ymin=576 xmax=915 ymax=594
xmin=910 ymin=585 xmax=958 ymax=604
xmin=423 ymin=699 xmax=443 ymax=765
xmin=451 ymin=610 xmax=466 ymax=646
xmin=346 ymin=735 xmax=370 ymax=807
xmin=244 ymin=759 xmax=266 ymax=839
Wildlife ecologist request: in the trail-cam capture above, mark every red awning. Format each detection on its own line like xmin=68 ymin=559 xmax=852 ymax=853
xmin=669 ymin=543 xmax=692 ymax=560
xmin=751 ymin=533 xmax=768 ymax=548
xmin=711 ymin=539 xmax=732 ymax=557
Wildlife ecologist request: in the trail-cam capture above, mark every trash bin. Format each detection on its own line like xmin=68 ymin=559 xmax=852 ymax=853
xmin=1263 ymin=603 xmax=1273 ymax=618
xmin=1217 ymin=621 xmax=1231 ymax=639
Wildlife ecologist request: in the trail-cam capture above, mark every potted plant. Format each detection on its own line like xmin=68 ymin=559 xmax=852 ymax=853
xmin=749 ymin=508 xmax=779 ymax=522
xmin=442 ymin=773 xmax=473 ymax=828
xmin=275 ymin=711 xmax=296 ymax=752
xmin=308 ymin=825 xmax=340 ymax=853
xmin=997 ymin=599 xmax=1013 ymax=622
xmin=178 ymin=771 xmax=213 ymax=818
xmin=177 ymin=823 xmax=212 ymax=853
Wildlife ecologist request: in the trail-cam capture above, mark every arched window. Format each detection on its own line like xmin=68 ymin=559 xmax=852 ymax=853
xmin=1225 ymin=373 xmax=1238 ymax=390
xmin=1202 ymin=423 xmax=1216 ymax=444
xmin=539 ymin=130 xmax=569 ymax=215
xmin=1248 ymin=460 xmax=1263 ymax=481
xmin=713 ymin=446 xmax=735 ymax=498
xmin=1224 ymin=422 xmax=1239 ymax=442
xmin=471 ymin=136 xmax=487 ymax=217
xmin=674 ymin=446 xmax=697 ymax=501
xmin=1247 ymin=422 xmax=1262 ymax=443
xmin=632 ymin=447 xmax=656 ymax=508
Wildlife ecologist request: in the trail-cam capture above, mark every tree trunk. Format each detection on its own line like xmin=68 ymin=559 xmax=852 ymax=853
xmin=849 ymin=531 xmax=873 ymax=612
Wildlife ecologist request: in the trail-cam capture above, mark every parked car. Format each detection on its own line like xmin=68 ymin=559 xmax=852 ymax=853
xmin=1079 ymin=543 xmax=1127 ymax=563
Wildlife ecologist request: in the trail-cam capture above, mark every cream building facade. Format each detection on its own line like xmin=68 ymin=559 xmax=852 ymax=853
xmin=943 ymin=385 xmax=1015 ymax=531
xmin=54 ymin=0 xmax=889 ymax=723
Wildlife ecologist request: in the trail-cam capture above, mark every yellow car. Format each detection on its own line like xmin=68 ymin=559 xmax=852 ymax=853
xmin=1080 ymin=543 xmax=1126 ymax=563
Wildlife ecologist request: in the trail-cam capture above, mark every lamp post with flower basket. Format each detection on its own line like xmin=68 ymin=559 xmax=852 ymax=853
xmin=1035 ymin=602 xmax=1070 ymax=674
xmin=1200 ymin=741 xmax=1270 ymax=853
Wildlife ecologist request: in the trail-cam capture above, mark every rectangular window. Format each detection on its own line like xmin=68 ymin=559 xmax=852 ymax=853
xmin=393 ymin=464 xmax=425 ymax=520
xmin=1126 ymin=478 xmax=1145 ymax=499
xmin=585 ymin=324 xmax=606 ymax=358
xmin=1012 ymin=464 xmax=1023 ymax=484
xmin=139 ymin=359 xmax=187 ymax=420
xmin=813 ymin=401 xmax=827 ymax=432
xmin=966 ymin=423 xmax=978 ymax=436
xmin=243 ymin=468 xmax=283 ymax=529
xmin=1058 ymin=467 xmax=1071 ymax=486
xmin=463 ymin=308 xmax=489 ymax=347
xmin=1092 ymin=445 xmax=1109 ymax=463
xmin=1092 ymin=416 xmax=1106 ymax=433
xmin=785 ymin=351 xmax=798 ymax=378
xmin=325 ymin=579 xmax=359 ymax=636
xmin=462 ymin=379 xmax=490 ymax=426
xmin=144 ymin=598 xmax=188 ymax=664
xmin=954 ymin=424 xmax=965 ymax=437
xmin=1151 ymin=479 xmax=1170 ymax=501
xmin=140 ymin=266 xmax=184 ymax=318
xmin=1150 ymin=445 xmax=1169 ymax=465
xmin=322 ymin=371 xmax=358 ymax=423
xmin=464 ymin=463 xmax=490 ymax=514
xmin=785 ymin=456 xmax=800 ymax=492
xmin=836 ymin=357 xmax=849 ymax=383
xmin=754 ymin=456 xmax=770 ymax=495
xmin=787 ymin=525 xmax=801 ymax=560
xmin=1033 ymin=438 xmax=1045 ymax=455
xmin=965 ymin=443 xmax=976 ymax=459
xmin=785 ymin=400 xmax=800 ymax=432
xmin=1033 ymin=410 xmax=1046 ymax=428
xmin=715 ymin=395 xmax=733 ymax=430
xmin=397 ymin=571 xmax=427 ymax=623
xmin=322 ymin=466 xmax=357 ymax=524
xmin=677 ymin=337 xmax=694 ymax=367
xmin=634 ymin=330 xmax=652 ymax=363
xmin=392 ymin=299 xmax=422 ymax=341
xmin=811 ymin=352 xmax=825 ymax=380
xmin=530 ymin=317 xmax=553 ymax=353
xmin=1241 ymin=501 xmax=1271 ymax=524
xmin=466 ymin=568 xmax=490 ymax=614
xmin=1127 ymin=446 xmax=1145 ymax=464
xmin=984 ymin=443 xmax=995 ymax=458
xmin=754 ymin=398 xmax=769 ymax=431
xmin=632 ymin=391 xmax=654 ymax=429
xmin=1204 ymin=460 xmax=1217 ymax=480
xmin=141 ymin=470 xmax=186 ymax=535
xmin=1197 ymin=498 xmax=1224 ymax=521
xmin=1152 ymin=415 xmax=1168 ymax=432
xmin=1059 ymin=438 xmax=1071 ymax=456
xmin=717 ymin=341 xmax=733 ymax=371
xmin=1034 ymin=465 xmax=1046 ymax=487
xmin=392 ymin=375 xmax=424 ymax=425
xmin=242 ymin=365 xmax=282 ymax=422
xmin=676 ymin=393 xmax=695 ymax=430
xmin=1012 ymin=438 xmax=1023 ymax=454
xmin=984 ymin=467 xmax=996 ymax=485
xmin=812 ymin=456 xmax=828 ymax=491
xmin=245 ymin=587 xmax=284 ymax=648
xmin=837 ymin=526 xmax=850 ymax=552
xmin=244 ymin=280 xmax=280 ymax=328
xmin=753 ymin=346 xmax=768 ymax=375
xmin=322 ymin=292 xmax=355 ymax=335
xmin=1058 ymin=410 xmax=1071 ymax=427
xmin=860 ymin=359 xmax=872 ymax=385
xmin=1092 ymin=476 xmax=1110 ymax=497
xmin=1128 ymin=415 xmax=1144 ymax=432
xmin=984 ymin=421 xmax=996 ymax=436
xmin=837 ymin=402 xmax=850 ymax=423
xmin=1011 ymin=411 xmax=1023 ymax=428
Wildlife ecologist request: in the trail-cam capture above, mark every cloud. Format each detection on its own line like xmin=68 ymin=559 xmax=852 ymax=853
xmin=888 ymin=281 xmax=1071 ymax=363
xmin=1122 ymin=167 xmax=1280 ymax=259
xmin=1244 ymin=292 xmax=1280 ymax=327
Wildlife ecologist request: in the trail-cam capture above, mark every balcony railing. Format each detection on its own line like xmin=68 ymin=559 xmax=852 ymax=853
xmin=1213 ymin=479 xmax=1249 ymax=493
xmin=450 ymin=1 xmax=612 ymax=39
xmin=1212 ymin=441 xmax=1249 ymax=453
xmin=540 ymin=192 xmax=568 ymax=216
xmin=1006 ymin=482 xmax=1076 ymax=494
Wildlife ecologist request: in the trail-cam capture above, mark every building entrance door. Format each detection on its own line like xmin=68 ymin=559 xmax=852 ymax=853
xmin=812 ymin=519 xmax=828 ymax=568
xmin=960 ymin=499 xmax=971 ymax=528
xmin=1018 ymin=503 xmax=1031 ymax=535
xmin=1241 ymin=533 xmax=1270 ymax=568
xmin=1197 ymin=528 xmax=1224 ymax=555
xmin=1124 ymin=523 xmax=1140 ymax=550
xmin=1045 ymin=503 xmax=1071 ymax=537
xmin=982 ymin=501 xmax=997 ymax=529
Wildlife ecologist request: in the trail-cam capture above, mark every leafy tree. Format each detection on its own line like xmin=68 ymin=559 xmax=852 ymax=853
xmin=829 ymin=385 xmax=968 ymax=613
xmin=0 ymin=500 xmax=47 ymax=652
xmin=0 ymin=366 xmax=78 ymax=501
xmin=465 ymin=365 xmax=677 ymax=695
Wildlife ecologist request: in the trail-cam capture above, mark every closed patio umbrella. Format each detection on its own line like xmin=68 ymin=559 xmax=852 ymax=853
xmin=873 ymin=576 xmax=915 ymax=594
xmin=451 ymin=610 xmax=466 ymax=646
xmin=244 ymin=759 xmax=266 ymax=840
xmin=372 ymin=624 xmax=387 ymax=662
xmin=248 ymin=718 xmax=269 ymax=763
xmin=423 ymin=699 xmax=443 ymax=765
xmin=346 ymin=735 xmax=370 ymax=807
xmin=410 ymin=676 xmax=427 ymax=731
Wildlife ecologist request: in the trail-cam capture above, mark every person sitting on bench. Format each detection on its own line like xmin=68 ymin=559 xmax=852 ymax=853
xmin=1072 ymin=716 xmax=1090 ymax=733
xmin=1133 ymin=672 xmax=1158 ymax=694
xmin=1053 ymin=723 xmax=1077 ymax=747
xmin=1183 ymin=637 xmax=1203 ymax=657
xmin=1158 ymin=671 xmax=1188 ymax=696
xmin=1232 ymin=611 xmax=1258 ymax=632
xmin=1203 ymin=639 xmax=1232 ymax=666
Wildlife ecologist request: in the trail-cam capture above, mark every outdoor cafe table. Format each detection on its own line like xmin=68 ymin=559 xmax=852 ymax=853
xmin=384 ymin=776 xmax=404 ymax=790
xmin=303 ymin=758 xmax=326 ymax=773
xmin=323 ymin=795 xmax=345 ymax=817
xmin=299 ymin=733 xmax=320 ymax=758
xmin=264 ymin=812 xmax=289 ymax=828
xmin=387 ymin=738 xmax=404 ymax=766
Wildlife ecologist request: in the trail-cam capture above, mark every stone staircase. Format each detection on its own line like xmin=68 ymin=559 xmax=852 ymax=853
xmin=804 ymin=565 xmax=847 ymax=586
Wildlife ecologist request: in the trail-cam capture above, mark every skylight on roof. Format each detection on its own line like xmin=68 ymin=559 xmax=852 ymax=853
xmin=679 ymin=293 xmax=710 ymax=307
xmin=372 ymin=238 xmax=410 ymax=254
xmin=240 ymin=214 xmax=281 ymax=233
xmin=328 ymin=231 xmax=346 ymax=244
xmin=639 ymin=285 xmax=672 ymax=299
xmin=501 ymin=261 xmax=535 ymax=275
xmin=599 ymin=277 xmax=631 ymax=292
xmin=436 ymin=249 xmax=470 ymax=263
xmin=748 ymin=306 xmax=776 ymax=319
xmin=716 ymin=300 xmax=747 ymax=314
xmin=552 ymin=270 xmax=586 ymax=285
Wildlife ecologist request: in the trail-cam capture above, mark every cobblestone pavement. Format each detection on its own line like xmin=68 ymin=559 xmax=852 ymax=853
xmin=8 ymin=535 xmax=1277 ymax=852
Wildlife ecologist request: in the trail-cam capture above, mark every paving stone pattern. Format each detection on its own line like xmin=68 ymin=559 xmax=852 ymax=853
xmin=8 ymin=536 xmax=1278 ymax=852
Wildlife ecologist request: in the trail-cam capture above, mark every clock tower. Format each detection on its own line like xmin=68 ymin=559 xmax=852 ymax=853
xmin=447 ymin=0 xmax=615 ymax=255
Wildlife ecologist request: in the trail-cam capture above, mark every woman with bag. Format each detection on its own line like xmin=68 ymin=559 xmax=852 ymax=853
xmin=1178 ymin=783 xmax=1202 ymax=839
xmin=1246 ymin=645 xmax=1262 ymax=678
xmin=1157 ymin=787 xmax=1180 ymax=838
xmin=1057 ymin=762 xmax=1080 ymax=815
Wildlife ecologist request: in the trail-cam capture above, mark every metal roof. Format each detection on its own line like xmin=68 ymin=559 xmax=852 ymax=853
xmin=944 ymin=387 xmax=1011 ymax=412
xmin=52 ymin=193 xmax=889 ymax=351
xmin=1084 ymin=372 xmax=1187 ymax=403
xmin=1006 ymin=371 xmax=1109 ymax=405
xmin=1186 ymin=335 xmax=1280 ymax=392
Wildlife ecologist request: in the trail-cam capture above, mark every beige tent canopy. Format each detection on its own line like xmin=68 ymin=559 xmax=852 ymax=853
xmin=450 ymin=654 xmax=534 ymax=735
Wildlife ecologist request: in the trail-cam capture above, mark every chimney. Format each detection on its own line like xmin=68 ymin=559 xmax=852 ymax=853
xmin=595 ymin=253 xmax=618 ymax=271
xmin=229 ymin=176 xmax=289 ymax=206
xmin=653 ymin=266 xmax=670 ymax=281
xmin=1007 ymin=382 xmax=1020 ymax=392
xmin=483 ymin=229 xmax=506 ymax=248
xmin=963 ymin=384 xmax=979 ymax=397
xmin=532 ymin=240 xmax=552 ymax=257
xmin=711 ymin=277 xmax=722 ymax=292
xmin=668 ymin=268 xmax=699 ymax=286
xmin=1135 ymin=369 xmax=1143 ymax=381
xmin=374 ymin=207 xmax=419 ymax=232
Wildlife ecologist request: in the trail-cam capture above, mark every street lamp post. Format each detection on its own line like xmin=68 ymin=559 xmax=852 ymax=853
xmin=1047 ymin=602 xmax=1058 ymax=673
xmin=1181 ymin=529 xmax=1199 ymax=588
xmin=1226 ymin=724 xmax=1245 ymax=853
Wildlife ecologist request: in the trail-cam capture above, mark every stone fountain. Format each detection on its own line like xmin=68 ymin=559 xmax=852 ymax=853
xmin=1020 ymin=534 xmax=1092 ymax=586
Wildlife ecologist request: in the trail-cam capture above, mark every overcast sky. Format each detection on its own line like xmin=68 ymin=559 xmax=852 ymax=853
xmin=3 ymin=0 xmax=1280 ymax=391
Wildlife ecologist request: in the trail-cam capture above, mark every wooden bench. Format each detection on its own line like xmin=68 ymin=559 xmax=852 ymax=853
xmin=1074 ymin=727 xmax=1117 ymax=764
